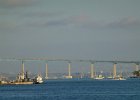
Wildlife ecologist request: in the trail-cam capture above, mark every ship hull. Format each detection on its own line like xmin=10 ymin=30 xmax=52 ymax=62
xmin=0 ymin=81 xmax=33 ymax=85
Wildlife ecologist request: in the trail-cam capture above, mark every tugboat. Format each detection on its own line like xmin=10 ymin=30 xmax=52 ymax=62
xmin=0 ymin=75 xmax=8 ymax=85
xmin=33 ymin=74 xmax=43 ymax=84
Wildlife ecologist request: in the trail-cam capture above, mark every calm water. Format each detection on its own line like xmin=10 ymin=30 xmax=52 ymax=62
xmin=0 ymin=79 xmax=140 ymax=100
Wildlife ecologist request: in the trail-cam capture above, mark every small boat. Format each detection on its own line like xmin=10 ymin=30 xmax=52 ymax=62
xmin=118 ymin=77 xmax=126 ymax=80
xmin=33 ymin=74 xmax=43 ymax=84
xmin=95 ymin=75 xmax=104 ymax=80
xmin=127 ymin=76 xmax=140 ymax=80
xmin=113 ymin=77 xmax=126 ymax=80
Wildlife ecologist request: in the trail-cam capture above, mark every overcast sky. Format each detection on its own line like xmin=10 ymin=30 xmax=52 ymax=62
xmin=0 ymin=0 xmax=140 ymax=73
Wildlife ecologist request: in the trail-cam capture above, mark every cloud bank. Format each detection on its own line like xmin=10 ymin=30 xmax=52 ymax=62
xmin=0 ymin=0 xmax=39 ymax=8
xmin=25 ymin=16 xmax=140 ymax=30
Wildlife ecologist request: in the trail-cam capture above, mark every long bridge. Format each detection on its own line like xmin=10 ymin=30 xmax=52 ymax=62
xmin=0 ymin=58 xmax=140 ymax=79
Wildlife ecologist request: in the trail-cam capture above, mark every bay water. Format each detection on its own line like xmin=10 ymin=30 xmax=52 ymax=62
xmin=0 ymin=79 xmax=140 ymax=100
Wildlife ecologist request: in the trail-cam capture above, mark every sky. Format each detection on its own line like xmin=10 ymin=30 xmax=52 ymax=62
xmin=0 ymin=0 xmax=140 ymax=73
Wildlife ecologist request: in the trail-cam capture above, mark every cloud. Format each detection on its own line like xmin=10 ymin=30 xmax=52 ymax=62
xmin=72 ymin=16 xmax=140 ymax=30
xmin=41 ymin=16 xmax=140 ymax=29
xmin=0 ymin=10 xmax=64 ymax=30
xmin=21 ymin=19 xmax=69 ymax=28
xmin=20 ymin=11 xmax=63 ymax=18
xmin=2 ymin=12 xmax=139 ymax=30
xmin=0 ymin=0 xmax=39 ymax=8
xmin=107 ymin=17 xmax=140 ymax=29
xmin=46 ymin=20 xmax=68 ymax=27
xmin=0 ymin=20 xmax=17 ymax=30
xmin=33 ymin=14 xmax=91 ymax=28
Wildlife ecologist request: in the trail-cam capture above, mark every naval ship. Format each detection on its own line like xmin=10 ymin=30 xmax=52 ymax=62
xmin=10 ymin=71 xmax=33 ymax=85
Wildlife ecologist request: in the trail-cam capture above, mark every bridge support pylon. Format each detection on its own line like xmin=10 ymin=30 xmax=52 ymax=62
xmin=65 ymin=61 xmax=72 ymax=79
xmin=113 ymin=63 xmax=117 ymax=79
xmin=90 ymin=63 xmax=94 ymax=79
xmin=21 ymin=60 xmax=25 ymax=80
xmin=45 ymin=63 xmax=49 ymax=79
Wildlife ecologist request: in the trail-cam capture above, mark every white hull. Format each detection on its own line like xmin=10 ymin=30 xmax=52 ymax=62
xmin=33 ymin=75 xmax=43 ymax=84
xmin=95 ymin=77 xmax=104 ymax=80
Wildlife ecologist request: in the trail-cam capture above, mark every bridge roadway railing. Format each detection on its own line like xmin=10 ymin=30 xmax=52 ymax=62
xmin=0 ymin=58 xmax=140 ymax=64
